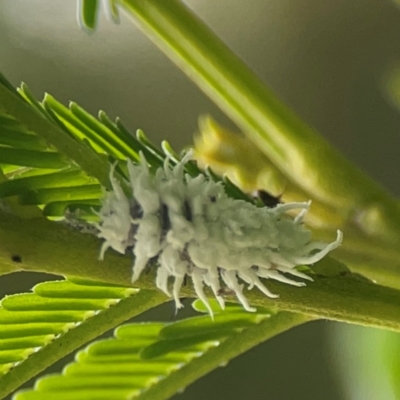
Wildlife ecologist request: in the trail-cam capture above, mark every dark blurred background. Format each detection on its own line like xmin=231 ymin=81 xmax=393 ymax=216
xmin=1 ymin=1 xmax=400 ymax=399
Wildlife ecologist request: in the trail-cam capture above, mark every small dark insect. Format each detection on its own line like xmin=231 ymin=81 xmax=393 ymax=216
xmin=11 ymin=254 xmax=22 ymax=263
xmin=254 ymin=190 xmax=281 ymax=208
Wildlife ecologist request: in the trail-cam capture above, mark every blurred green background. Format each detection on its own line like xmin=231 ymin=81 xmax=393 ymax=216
xmin=1 ymin=0 xmax=400 ymax=399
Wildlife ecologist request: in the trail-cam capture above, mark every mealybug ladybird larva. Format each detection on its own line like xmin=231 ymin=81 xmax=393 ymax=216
xmin=95 ymin=152 xmax=342 ymax=315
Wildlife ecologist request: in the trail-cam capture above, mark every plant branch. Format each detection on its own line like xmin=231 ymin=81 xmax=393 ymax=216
xmin=2 ymin=210 xmax=400 ymax=333
xmin=120 ymin=0 xmax=400 ymax=247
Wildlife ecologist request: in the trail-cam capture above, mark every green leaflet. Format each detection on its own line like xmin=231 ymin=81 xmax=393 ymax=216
xmin=0 ymin=148 xmax=67 ymax=170
xmin=0 ymin=169 xmax=95 ymax=198
xmin=78 ymin=0 xmax=120 ymax=30
xmin=79 ymin=0 xmax=100 ymax=30
xmin=18 ymin=185 xmax=102 ymax=206
xmin=0 ymin=129 xmax=47 ymax=151
xmin=0 ymin=86 xmax=145 ymax=217
xmin=13 ymin=300 xmax=310 ymax=400
xmin=0 ymin=82 xmax=111 ymax=190
xmin=0 ymin=279 xmax=165 ymax=399
xmin=0 ymin=83 xmax=255 ymax=221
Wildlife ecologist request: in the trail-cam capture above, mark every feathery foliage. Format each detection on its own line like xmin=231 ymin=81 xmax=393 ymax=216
xmin=12 ymin=301 xmax=309 ymax=400
xmin=0 ymin=81 xmax=254 ymax=226
xmin=0 ymin=278 xmax=165 ymax=398
xmin=1 ymin=0 xmax=400 ymax=398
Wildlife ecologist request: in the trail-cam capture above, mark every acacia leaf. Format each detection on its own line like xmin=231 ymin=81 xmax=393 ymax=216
xmin=0 ymin=279 xmax=165 ymax=399
xmin=13 ymin=301 xmax=310 ymax=400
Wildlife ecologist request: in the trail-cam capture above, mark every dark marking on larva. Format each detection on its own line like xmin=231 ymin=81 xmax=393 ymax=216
xmin=210 ymin=195 xmax=217 ymax=203
xmin=127 ymin=201 xmax=142 ymax=247
xmin=160 ymin=203 xmax=171 ymax=233
xmin=11 ymin=254 xmax=22 ymax=263
xmin=126 ymin=225 xmax=137 ymax=248
xmin=255 ymin=190 xmax=281 ymax=208
xmin=130 ymin=201 xmax=143 ymax=219
xmin=180 ymin=247 xmax=192 ymax=264
xmin=144 ymin=255 xmax=158 ymax=275
xmin=183 ymin=200 xmax=192 ymax=222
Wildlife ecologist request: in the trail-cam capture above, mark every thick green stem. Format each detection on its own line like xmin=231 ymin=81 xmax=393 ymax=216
xmin=120 ymin=0 xmax=400 ymax=246
xmin=2 ymin=210 xmax=400 ymax=333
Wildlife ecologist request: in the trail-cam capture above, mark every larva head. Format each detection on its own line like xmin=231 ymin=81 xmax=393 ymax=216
xmin=96 ymin=182 xmax=133 ymax=255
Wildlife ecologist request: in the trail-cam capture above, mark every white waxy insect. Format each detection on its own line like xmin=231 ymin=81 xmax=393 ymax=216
xmin=95 ymin=152 xmax=342 ymax=316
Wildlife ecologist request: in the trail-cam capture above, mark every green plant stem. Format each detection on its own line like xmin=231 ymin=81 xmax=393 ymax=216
xmin=120 ymin=0 xmax=400 ymax=247
xmin=0 ymin=289 xmax=166 ymax=399
xmin=0 ymin=83 xmax=111 ymax=189
xmin=138 ymin=312 xmax=311 ymax=400
xmin=2 ymin=210 xmax=400 ymax=333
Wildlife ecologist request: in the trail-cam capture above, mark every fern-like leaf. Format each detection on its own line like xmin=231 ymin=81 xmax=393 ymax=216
xmin=12 ymin=301 xmax=309 ymax=400
xmin=0 ymin=82 xmax=254 ymax=225
xmin=0 ymin=279 xmax=166 ymax=399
